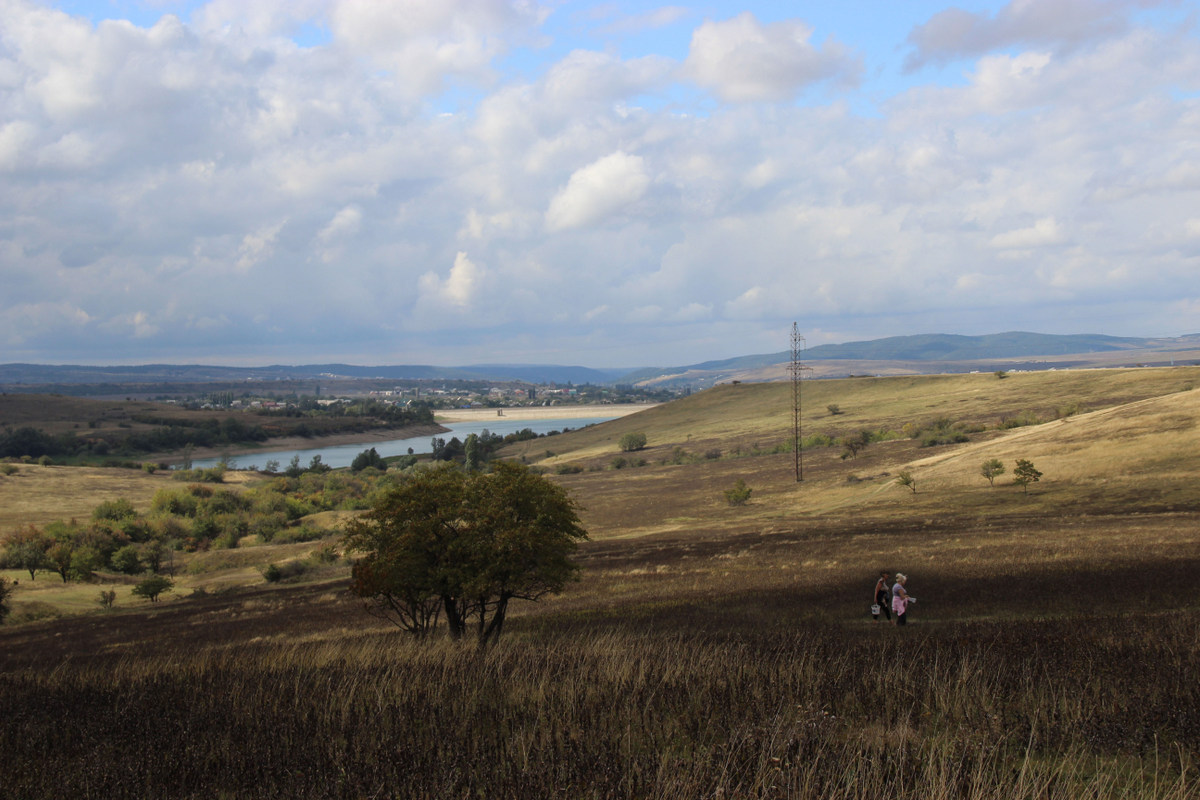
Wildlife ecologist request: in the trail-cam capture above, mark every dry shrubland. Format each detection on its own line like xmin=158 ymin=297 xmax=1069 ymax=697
xmin=2 ymin=367 xmax=1199 ymax=798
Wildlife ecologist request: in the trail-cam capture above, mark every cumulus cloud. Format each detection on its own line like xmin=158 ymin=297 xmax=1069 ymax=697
xmin=990 ymin=217 xmax=1067 ymax=249
xmin=545 ymin=151 xmax=650 ymax=231
xmin=418 ymin=251 xmax=486 ymax=311
xmin=326 ymin=0 xmax=544 ymax=96
xmin=318 ymin=206 xmax=363 ymax=243
xmin=684 ymin=12 xmax=861 ymax=102
xmin=904 ymin=0 xmax=1156 ymax=71
xmin=1 ymin=0 xmax=1197 ymax=365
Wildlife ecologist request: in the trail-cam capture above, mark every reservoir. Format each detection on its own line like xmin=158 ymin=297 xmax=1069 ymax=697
xmin=188 ymin=414 xmax=620 ymax=471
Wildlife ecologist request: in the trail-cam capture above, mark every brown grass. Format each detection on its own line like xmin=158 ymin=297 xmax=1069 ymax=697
xmin=2 ymin=368 xmax=1199 ymax=797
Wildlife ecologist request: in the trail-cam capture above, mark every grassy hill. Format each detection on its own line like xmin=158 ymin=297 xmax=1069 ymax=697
xmin=2 ymin=366 xmax=1199 ymax=798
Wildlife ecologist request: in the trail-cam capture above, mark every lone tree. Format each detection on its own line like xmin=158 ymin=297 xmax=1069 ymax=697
xmin=618 ymin=432 xmax=648 ymax=452
xmin=895 ymin=470 xmax=917 ymax=493
xmin=344 ymin=462 xmax=587 ymax=647
xmin=350 ymin=447 xmax=387 ymax=473
xmin=724 ymin=479 xmax=752 ymax=506
xmin=132 ymin=574 xmax=174 ymax=603
xmin=1 ymin=526 xmax=50 ymax=580
xmin=981 ymin=458 xmax=1005 ymax=487
xmin=1012 ymin=459 xmax=1043 ymax=494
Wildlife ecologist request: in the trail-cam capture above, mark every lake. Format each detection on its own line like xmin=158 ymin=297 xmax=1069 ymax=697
xmin=188 ymin=415 xmax=617 ymax=471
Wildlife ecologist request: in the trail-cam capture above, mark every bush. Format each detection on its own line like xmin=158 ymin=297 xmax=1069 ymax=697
xmin=0 ymin=464 xmax=18 ymax=476
xmin=273 ymin=524 xmax=327 ymax=545
xmin=97 ymin=589 xmax=117 ymax=610
xmin=555 ymin=464 xmax=584 ymax=475
xmin=110 ymin=545 xmax=142 ymax=575
xmin=610 ymin=457 xmax=628 ymax=470
xmin=131 ymin=574 xmax=174 ymax=603
xmin=618 ymin=432 xmax=648 ymax=452
xmin=724 ymin=479 xmax=752 ymax=506
xmin=263 ymin=561 xmax=309 ymax=583
xmin=704 ymin=449 xmax=722 ymax=460
xmin=93 ymin=498 xmax=138 ymax=523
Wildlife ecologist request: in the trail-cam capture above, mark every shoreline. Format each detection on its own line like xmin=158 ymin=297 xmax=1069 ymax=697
xmin=153 ymin=422 xmax=450 ymax=466
xmin=434 ymin=403 xmax=656 ymax=423
xmin=152 ymin=404 xmax=654 ymax=465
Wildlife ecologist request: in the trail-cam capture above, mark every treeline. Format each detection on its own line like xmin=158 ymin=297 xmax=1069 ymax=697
xmin=429 ymin=427 xmax=548 ymax=466
xmin=0 ymin=467 xmax=400 ymax=585
xmin=0 ymin=401 xmax=435 ymax=461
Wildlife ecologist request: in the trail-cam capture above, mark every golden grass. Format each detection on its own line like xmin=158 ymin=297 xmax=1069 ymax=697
xmin=0 ymin=464 xmax=176 ymax=530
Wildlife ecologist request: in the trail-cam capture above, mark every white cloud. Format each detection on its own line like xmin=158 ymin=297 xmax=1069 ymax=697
xmin=318 ymin=206 xmax=363 ymax=243
xmin=418 ymin=251 xmax=486 ymax=310
xmin=684 ymin=12 xmax=860 ymax=103
xmin=0 ymin=0 xmax=1197 ymax=365
xmin=326 ymin=0 xmax=544 ymax=96
xmin=989 ymin=217 xmax=1066 ymax=249
xmin=545 ymin=151 xmax=650 ymax=231
xmin=236 ymin=222 xmax=286 ymax=272
xmin=904 ymin=0 xmax=1147 ymax=71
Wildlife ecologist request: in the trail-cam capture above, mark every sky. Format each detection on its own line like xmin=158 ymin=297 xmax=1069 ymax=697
xmin=2 ymin=0 xmax=1199 ymax=368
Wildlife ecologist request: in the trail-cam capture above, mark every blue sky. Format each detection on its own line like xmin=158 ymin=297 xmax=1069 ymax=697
xmin=2 ymin=1 xmax=1199 ymax=367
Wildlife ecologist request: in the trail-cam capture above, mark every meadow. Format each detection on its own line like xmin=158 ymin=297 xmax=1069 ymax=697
xmin=1 ymin=367 xmax=1199 ymax=798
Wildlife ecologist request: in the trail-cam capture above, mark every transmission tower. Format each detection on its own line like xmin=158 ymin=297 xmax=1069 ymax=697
xmin=790 ymin=323 xmax=807 ymax=482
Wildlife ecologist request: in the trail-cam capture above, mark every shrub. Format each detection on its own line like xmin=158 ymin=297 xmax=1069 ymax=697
xmin=1013 ymin=459 xmax=1043 ymax=494
xmin=555 ymin=464 xmax=584 ymax=475
xmin=110 ymin=545 xmax=142 ymax=575
xmin=895 ymin=471 xmax=917 ymax=493
xmin=309 ymin=544 xmax=339 ymax=564
xmin=131 ymin=574 xmax=174 ymax=603
xmin=97 ymin=589 xmax=117 ymax=610
xmin=704 ymin=449 xmax=722 ymax=460
xmin=273 ymin=524 xmax=327 ymax=545
xmin=0 ymin=464 xmax=18 ymax=476
xmin=610 ymin=457 xmax=628 ymax=470
xmin=618 ymin=432 xmax=648 ymax=452
xmin=724 ymin=479 xmax=752 ymax=507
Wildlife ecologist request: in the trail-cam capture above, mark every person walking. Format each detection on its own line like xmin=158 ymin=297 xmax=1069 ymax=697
xmin=891 ymin=573 xmax=914 ymax=626
xmin=872 ymin=571 xmax=891 ymax=622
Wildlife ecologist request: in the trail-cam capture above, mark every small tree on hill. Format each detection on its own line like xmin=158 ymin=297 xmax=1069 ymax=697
xmin=981 ymin=458 xmax=1005 ymax=487
xmin=350 ymin=447 xmax=387 ymax=473
xmin=2 ymin=525 xmax=50 ymax=580
xmin=1012 ymin=459 xmax=1042 ymax=494
xmin=619 ymin=432 xmax=648 ymax=452
xmin=895 ymin=471 xmax=917 ymax=493
xmin=724 ymin=479 xmax=752 ymax=506
xmin=132 ymin=574 xmax=174 ymax=603
xmin=344 ymin=463 xmax=587 ymax=647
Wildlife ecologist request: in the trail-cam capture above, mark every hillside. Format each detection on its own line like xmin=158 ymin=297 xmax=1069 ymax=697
xmin=4 ymin=365 xmax=1199 ymax=799
xmin=624 ymin=332 xmax=1200 ymax=387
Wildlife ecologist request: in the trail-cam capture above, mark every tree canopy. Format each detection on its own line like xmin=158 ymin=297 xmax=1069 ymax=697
xmin=343 ymin=462 xmax=587 ymax=646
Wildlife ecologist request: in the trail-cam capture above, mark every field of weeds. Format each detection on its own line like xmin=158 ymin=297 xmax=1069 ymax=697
xmin=1 ymin=585 xmax=1197 ymax=799
xmin=1 ymin=368 xmax=1199 ymax=797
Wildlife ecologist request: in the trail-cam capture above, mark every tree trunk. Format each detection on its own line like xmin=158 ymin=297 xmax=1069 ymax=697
xmin=479 ymin=595 xmax=510 ymax=648
xmin=442 ymin=595 xmax=465 ymax=639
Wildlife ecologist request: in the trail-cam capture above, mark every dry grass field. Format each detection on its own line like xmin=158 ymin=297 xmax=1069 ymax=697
xmin=2 ymin=366 xmax=1199 ymax=798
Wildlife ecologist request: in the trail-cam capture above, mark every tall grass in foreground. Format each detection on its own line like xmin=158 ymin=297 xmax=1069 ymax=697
xmin=2 ymin=613 xmax=1198 ymax=799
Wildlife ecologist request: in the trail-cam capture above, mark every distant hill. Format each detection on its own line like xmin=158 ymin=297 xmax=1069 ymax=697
xmin=0 ymin=362 xmax=626 ymax=392
xmin=621 ymin=332 xmax=1200 ymax=388
xmin=4 ymin=332 xmax=1199 ymax=395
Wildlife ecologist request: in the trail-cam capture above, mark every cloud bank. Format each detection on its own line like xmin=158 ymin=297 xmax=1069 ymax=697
xmin=0 ymin=0 xmax=1197 ymax=367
